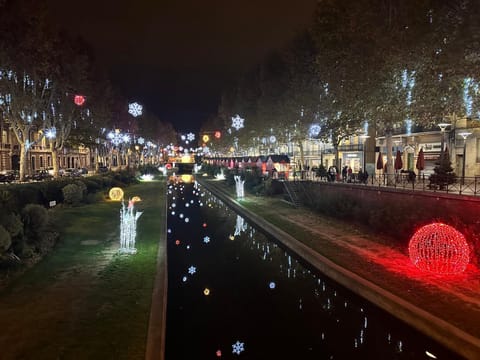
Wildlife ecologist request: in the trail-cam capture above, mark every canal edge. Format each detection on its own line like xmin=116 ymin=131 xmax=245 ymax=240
xmin=198 ymin=179 xmax=480 ymax=360
xmin=145 ymin=190 xmax=168 ymax=360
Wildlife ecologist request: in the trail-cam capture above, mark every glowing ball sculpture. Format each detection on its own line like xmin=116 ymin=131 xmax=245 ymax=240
xmin=408 ymin=223 xmax=469 ymax=274
xmin=109 ymin=187 xmax=124 ymax=201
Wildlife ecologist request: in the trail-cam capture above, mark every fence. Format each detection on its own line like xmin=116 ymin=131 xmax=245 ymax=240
xmin=293 ymin=172 xmax=480 ymax=197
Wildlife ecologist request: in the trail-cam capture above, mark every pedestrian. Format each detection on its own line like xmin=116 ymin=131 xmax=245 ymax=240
xmin=342 ymin=166 xmax=348 ymax=182
xmin=347 ymin=166 xmax=353 ymax=182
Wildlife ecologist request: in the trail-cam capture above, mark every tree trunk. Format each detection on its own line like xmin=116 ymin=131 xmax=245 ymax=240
xmin=19 ymin=143 xmax=27 ymax=182
xmin=50 ymin=143 xmax=60 ymax=178
xmin=298 ymin=140 xmax=305 ymax=171
xmin=386 ymin=129 xmax=394 ymax=185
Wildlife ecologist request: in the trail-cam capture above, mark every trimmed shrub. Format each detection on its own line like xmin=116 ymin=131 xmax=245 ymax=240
xmin=0 ymin=225 xmax=11 ymax=256
xmin=62 ymin=183 xmax=83 ymax=206
xmin=22 ymin=204 xmax=49 ymax=245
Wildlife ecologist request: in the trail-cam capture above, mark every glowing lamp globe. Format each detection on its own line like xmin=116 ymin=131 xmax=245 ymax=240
xmin=109 ymin=187 xmax=124 ymax=201
xmin=408 ymin=223 xmax=469 ymax=274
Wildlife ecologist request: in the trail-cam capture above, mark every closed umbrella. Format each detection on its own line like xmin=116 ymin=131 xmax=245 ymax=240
xmin=394 ymin=150 xmax=403 ymax=171
xmin=376 ymin=152 xmax=384 ymax=171
xmin=416 ymin=148 xmax=425 ymax=171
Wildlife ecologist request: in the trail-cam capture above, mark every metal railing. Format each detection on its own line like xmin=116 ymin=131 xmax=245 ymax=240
xmin=294 ymin=172 xmax=480 ymax=197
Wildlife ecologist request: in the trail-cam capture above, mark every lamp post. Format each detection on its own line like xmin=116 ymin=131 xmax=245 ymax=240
xmin=359 ymin=134 xmax=370 ymax=173
xmin=458 ymin=131 xmax=471 ymax=184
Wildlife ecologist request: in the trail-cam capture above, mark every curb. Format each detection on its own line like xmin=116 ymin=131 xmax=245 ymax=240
xmin=145 ymin=193 xmax=168 ymax=360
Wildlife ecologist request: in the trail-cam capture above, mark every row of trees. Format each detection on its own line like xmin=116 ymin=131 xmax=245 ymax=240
xmin=201 ymin=0 xmax=480 ymax=172
xmin=0 ymin=0 xmax=176 ymax=181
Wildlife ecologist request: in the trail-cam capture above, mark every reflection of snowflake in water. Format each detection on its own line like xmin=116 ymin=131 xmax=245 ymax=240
xmin=231 ymin=115 xmax=244 ymax=130
xmin=203 ymin=236 xmax=210 ymax=244
xmin=232 ymin=341 xmax=245 ymax=355
xmin=188 ymin=266 xmax=196 ymax=275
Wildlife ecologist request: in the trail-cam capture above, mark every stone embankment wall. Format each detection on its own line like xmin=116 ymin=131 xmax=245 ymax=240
xmin=299 ymin=182 xmax=480 ymax=266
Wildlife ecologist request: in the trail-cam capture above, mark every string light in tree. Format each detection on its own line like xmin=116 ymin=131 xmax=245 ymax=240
xmin=231 ymin=114 xmax=245 ymax=130
xmin=408 ymin=222 xmax=470 ymax=274
xmin=45 ymin=127 xmax=56 ymax=139
xmin=128 ymin=102 xmax=143 ymax=117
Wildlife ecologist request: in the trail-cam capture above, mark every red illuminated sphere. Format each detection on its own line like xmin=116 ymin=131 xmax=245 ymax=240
xmin=408 ymin=223 xmax=469 ymax=274
xmin=74 ymin=95 xmax=85 ymax=106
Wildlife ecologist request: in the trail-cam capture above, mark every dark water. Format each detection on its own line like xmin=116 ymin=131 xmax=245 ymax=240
xmin=165 ymin=181 xmax=462 ymax=359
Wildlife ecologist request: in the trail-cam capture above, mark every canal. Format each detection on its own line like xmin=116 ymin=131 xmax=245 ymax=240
xmin=165 ymin=180 xmax=462 ymax=359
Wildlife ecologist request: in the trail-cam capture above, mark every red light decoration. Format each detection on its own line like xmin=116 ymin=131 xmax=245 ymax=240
xmin=408 ymin=223 xmax=469 ymax=274
xmin=175 ymin=240 xmax=180 ymax=246
xmin=214 ymin=131 xmax=221 ymax=139
xmin=74 ymin=95 xmax=86 ymax=106
xmin=202 ymin=223 xmax=207 ymax=228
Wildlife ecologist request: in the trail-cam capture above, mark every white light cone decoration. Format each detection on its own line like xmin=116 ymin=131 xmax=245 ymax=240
xmin=215 ymin=168 xmax=225 ymax=180
xmin=119 ymin=199 xmax=143 ymax=254
xmin=234 ymin=175 xmax=244 ymax=198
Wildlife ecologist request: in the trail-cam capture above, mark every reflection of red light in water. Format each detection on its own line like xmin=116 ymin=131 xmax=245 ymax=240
xmin=216 ymin=350 xmax=222 ymax=357
xmin=409 ymin=223 xmax=469 ymax=274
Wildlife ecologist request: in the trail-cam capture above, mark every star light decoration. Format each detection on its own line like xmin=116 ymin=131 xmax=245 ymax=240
xmin=203 ymin=236 xmax=210 ymax=244
xmin=188 ymin=266 xmax=196 ymax=275
xmin=231 ymin=114 xmax=245 ymax=130
xmin=232 ymin=341 xmax=245 ymax=355
xmin=128 ymin=102 xmax=143 ymax=117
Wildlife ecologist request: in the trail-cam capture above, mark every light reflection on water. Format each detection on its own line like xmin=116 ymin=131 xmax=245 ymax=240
xmin=165 ymin=181 xmax=461 ymax=359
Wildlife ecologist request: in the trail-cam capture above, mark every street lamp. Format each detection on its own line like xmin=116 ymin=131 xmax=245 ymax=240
xmin=458 ymin=131 xmax=471 ymax=184
xmin=438 ymin=123 xmax=451 ymax=156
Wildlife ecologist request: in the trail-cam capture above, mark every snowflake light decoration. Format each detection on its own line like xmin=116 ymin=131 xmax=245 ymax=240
xmin=309 ymin=124 xmax=321 ymax=138
xmin=203 ymin=236 xmax=210 ymax=244
xmin=128 ymin=102 xmax=143 ymax=117
xmin=137 ymin=137 xmax=145 ymax=145
xmin=188 ymin=266 xmax=196 ymax=275
xmin=232 ymin=341 xmax=245 ymax=355
xmin=231 ymin=114 xmax=244 ymax=130
xmin=187 ymin=132 xmax=195 ymax=142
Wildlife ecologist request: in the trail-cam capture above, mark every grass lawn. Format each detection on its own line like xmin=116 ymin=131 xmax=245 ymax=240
xmin=0 ymin=180 xmax=166 ymax=360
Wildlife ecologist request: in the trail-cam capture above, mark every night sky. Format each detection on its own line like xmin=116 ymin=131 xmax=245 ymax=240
xmin=46 ymin=0 xmax=317 ymax=133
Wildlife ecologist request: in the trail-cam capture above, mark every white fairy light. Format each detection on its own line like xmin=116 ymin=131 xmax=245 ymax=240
xmin=45 ymin=127 xmax=56 ymax=139
xmin=128 ymin=102 xmax=143 ymax=117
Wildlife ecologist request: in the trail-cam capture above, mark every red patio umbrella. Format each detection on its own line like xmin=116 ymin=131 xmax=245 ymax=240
xmin=416 ymin=148 xmax=425 ymax=171
xmin=376 ymin=152 xmax=384 ymax=170
xmin=394 ymin=150 xmax=403 ymax=171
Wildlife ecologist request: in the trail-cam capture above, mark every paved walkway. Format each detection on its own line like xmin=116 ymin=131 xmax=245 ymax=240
xmin=198 ymin=179 xmax=480 ymax=360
